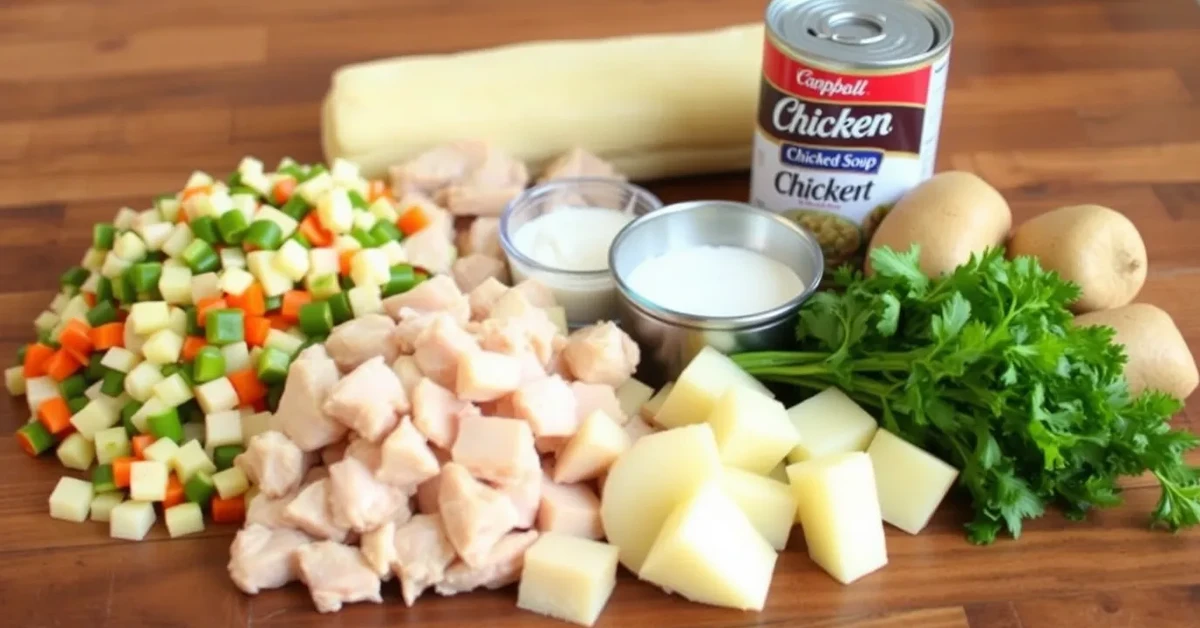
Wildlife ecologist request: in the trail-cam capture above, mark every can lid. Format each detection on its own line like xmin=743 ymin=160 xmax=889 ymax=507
xmin=767 ymin=0 xmax=951 ymax=68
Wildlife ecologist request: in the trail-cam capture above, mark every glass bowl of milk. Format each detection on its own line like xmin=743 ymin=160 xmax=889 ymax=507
xmin=499 ymin=177 xmax=663 ymax=327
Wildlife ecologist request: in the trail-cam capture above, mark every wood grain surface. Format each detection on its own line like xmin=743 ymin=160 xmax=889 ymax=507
xmin=3 ymin=0 xmax=1200 ymax=626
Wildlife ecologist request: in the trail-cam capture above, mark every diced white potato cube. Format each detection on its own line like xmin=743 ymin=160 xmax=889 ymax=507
xmin=273 ymin=240 xmax=310 ymax=281
xmin=190 ymin=272 xmax=222 ymax=304
xmin=110 ymin=500 xmax=157 ymax=541
xmin=330 ymin=157 xmax=361 ymax=184
xmin=56 ymin=433 xmax=95 ymax=470
xmin=246 ymin=250 xmax=274 ymax=278
xmin=89 ymin=492 xmax=124 ymax=522
xmin=129 ymin=301 xmax=171 ymax=335
xmin=129 ymin=397 xmax=165 ymax=434
xmin=93 ymin=427 xmax=132 ymax=464
xmin=368 ymin=197 xmax=398 ymax=223
xmin=153 ymin=373 xmax=194 ymax=408
xmin=705 ymin=386 xmax=799 ymax=475
xmin=130 ymin=460 xmax=169 ymax=501
xmin=350 ymin=248 xmax=389 ymax=287
xmin=254 ymin=206 xmax=299 ymax=238
xmin=100 ymin=347 xmax=140 ymax=373
xmin=786 ymin=388 xmax=878 ymax=464
xmin=59 ymin=295 xmax=89 ymax=324
xmin=81 ymin=248 xmax=105 ymax=272
xmin=220 ymin=342 xmax=251 ymax=374
xmin=212 ymin=467 xmax=250 ymax=499
xmin=142 ymin=439 xmax=181 ymax=467
xmin=80 ymin=271 xmax=101 ymax=294
xmin=158 ymin=265 xmax=193 ymax=305
xmin=308 ymin=248 xmax=338 ymax=276
xmin=352 ymin=209 xmax=377 ymax=231
xmin=220 ymin=247 xmax=247 ymax=270
xmin=240 ymin=171 xmax=271 ymax=196
xmin=165 ymin=502 xmax=206 ymax=538
xmin=70 ymin=400 xmax=120 ymax=440
xmin=866 ymin=429 xmax=959 ymax=535
xmin=157 ymin=197 xmax=182 ymax=222
xmin=135 ymin=208 xmax=165 ymax=230
xmin=655 ymin=347 xmax=774 ymax=429
xmin=194 ymin=188 xmax=233 ymax=218
xmin=50 ymin=292 xmax=71 ymax=313
xmin=347 ymin=284 xmax=383 ymax=317
xmin=33 ymin=310 xmax=59 ymax=333
xmin=378 ymin=240 xmax=407 ymax=266
xmin=184 ymin=170 xmax=214 ymax=190
xmin=518 ymin=533 xmax=620 ymax=628
xmin=616 ymin=379 xmax=655 ymax=420
xmin=140 ymin=222 xmax=173 ymax=251
xmin=101 ymin=250 xmax=133 ymax=279
xmin=195 ymin=377 xmax=239 ymax=414
xmin=296 ymin=171 xmax=332 ymax=204
xmin=161 ymin=223 xmax=195 ymax=259
xmin=5 ymin=366 xmax=25 ymax=396
xmin=220 ymin=267 xmax=255 ymax=296
xmin=720 ymin=467 xmax=797 ymax=550
xmin=230 ymin=195 xmax=256 ymax=221
xmin=25 ymin=376 xmax=61 ymax=415
xmin=205 ymin=410 xmax=244 ymax=448
xmin=113 ymin=232 xmax=147 ymax=262
xmin=173 ymin=440 xmax=216 ymax=482
xmin=167 ymin=307 xmax=188 ymax=337
xmin=49 ymin=477 xmax=94 ymax=523
xmin=142 ymin=329 xmax=183 ymax=365
xmin=113 ymin=206 xmax=139 ymax=230
xmin=332 ymin=234 xmax=362 ymax=253
xmin=240 ymin=412 xmax=272 ymax=443
xmin=124 ymin=361 xmax=166 ymax=401
xmin=264 ymin=329 xmax=303 ymax=356
xmin=317 ymin=188 xmax=354 ymax=233
xmin=256 ymin=263 xmax=294 ymax=298
xmin=238 ymin=156 xmax=264 ymax=177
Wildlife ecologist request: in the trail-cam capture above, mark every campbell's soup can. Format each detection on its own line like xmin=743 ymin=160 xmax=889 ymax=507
xmin=751 ymin=0 xmax=953 ymax=270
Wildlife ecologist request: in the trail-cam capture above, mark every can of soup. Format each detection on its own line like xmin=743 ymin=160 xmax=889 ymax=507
xmin=751 ymin=0 xmax=953 ymax=270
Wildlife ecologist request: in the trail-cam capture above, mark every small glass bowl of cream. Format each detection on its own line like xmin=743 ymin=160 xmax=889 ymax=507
xmin=499 ymin=178 xmax=663 ymax=327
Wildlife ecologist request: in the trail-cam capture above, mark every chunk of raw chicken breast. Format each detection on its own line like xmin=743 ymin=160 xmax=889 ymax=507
xmin=382 ymin=275 xmax=469 ymax=323
xmin=512 ymin=375 xmax=578 ymax=438
xmin=302 ymin=465 xmax=330 ymax=486
xmin=451 ymin=415 xmax=539 ymax=484
xmin=468 ymin=277 xmax=509 ymax=321
xmin=452 ymin=254 xmax=509 ymax=293
xmin=321 ymin=441 xmax=348 ymax=467
xmin=538 ymin=147 xmax=624 ymax=183
xmin=456 ymin=350 xmax=522 ymax=402
xmin=511 ymin=279 xmax=556 ymax=308
xmin=435 ymin=530 xmax=540 ymax=596
xmin=476 ymin=312 xmax=558 ymax=367
xmin=323 ymin=356 xmax=408 ymax=442
xmin=344 ymin=436 xmax=383 ymax=471
xmin=411 ymin=377 xmax=474 ymax=449
xmin=537 ymin=479 xmax=603 ymax=540
xmin=427 ymin=143 xmax=529 ymax=217
xmin=284 ymin=478 xmax=350 ymax=542
xmin=359 ymin=521 xmax=397 ymax=580
xmin=324 ymin=314 xmax=399 ymax=373
xmin=228 ymin=524 xmax=313 ymax=595
xmin=390 ymin=355 xmax=424 ymax=397
xmin=389 ymin=140 xmax=490 ymax=197
xmin=494 ymin=468 xmax=542 ymax=529
xmin=390 ymin=310 xmax=450 ymax=355
xmin=235 ymin=430 xmax=305 ymax=498
xmin=327 ymin=456 xmax=411 ymax=534
xmin=277 ymin=345 xmax=347 ymax=451
xmin=402 ymin=227 xmax=457 ymax=276
xmin=245 ymin=490 xmax=298 ymax=529
xmin=413 ymin=316 xmax=480 ymax=389
xmin=395 ymin=192 xmax=455 ymax=239
xmin=562 ymin=321 xmax=640 ymax=387
xmin=571 ymin=381 xmax=627 ymax=425
xmin=462 ymin=217 xmax=503 ymax=259
xmin=379 ymin=417 xmax=440 ymax=489
xmin=295 ymin=541 xmax=383 ymax=613
xmin=438 ymin=462 xmax=519 ymax=567
xmin=391 ymin=513 xmax=458 ymax=606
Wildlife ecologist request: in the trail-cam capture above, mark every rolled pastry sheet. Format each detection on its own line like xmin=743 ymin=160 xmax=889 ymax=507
xmin=322 ymin=24 xmax=764 ymax=180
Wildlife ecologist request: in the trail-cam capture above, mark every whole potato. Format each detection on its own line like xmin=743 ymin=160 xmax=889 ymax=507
xmin=867 ymin=171 xmax=1012 ymax=277
xmin=1008 ymin=204 xmax=1147 ymax=313
xmin=1075 ymin=303 xmax=1198 ymax=400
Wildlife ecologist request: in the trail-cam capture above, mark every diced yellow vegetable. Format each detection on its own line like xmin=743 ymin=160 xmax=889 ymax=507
xmin=101 ymin=250 xmax=133 ymax=278
xmin=113 ymin=232 xmax=147 ymax=262
xmin=113 ymin=206 xmax=139 ymax=229
xmin=785 ymin=388 xmax=878 ymax=464
xmin=94 ymin=427 xmax=132 ymax=464
xmin=57 ymin=433 xmax=96 ymax=470
xmin=50 ymin=292 xmax=71 ymax=313
xmin=129 ymin=301 xmax=171 ymax=336
xmin=165 ymin=502 xmax=206 ymax=538
xmin=705 ymin=386 xmax=799 ymax=475
xmin=152 ymin=373 xmax=194 ymax=409
xmin=69 ymin=399 xmax=120 ymax=440
xmin=640 ymin=383 xmax=673 ymax=423
xmin=110 ymin=500 xmax=157 ymax=541
xmin=866 ymin=428 xmax=959 ymax=535
xmin=237 ymin=156 xmax=264 ymax=176
xmin=273 ymin=240 xmax=310 ymax=281
xmin=719 ymin=467 xmax=797 ymax=550
xmin=89 ymin=492 xmax=124 ymax=522
xmin=161 ymin=223 xmax=195 ymax=259
xmin=220 ymin=267 xmax=256 ymax=296
xmin=220 ymin=342 xmax=251 ymax=374
xmin=655 ymin=347 xmax=775 ymax=429
xmin=317 ymin=188 xmax=354 ymax=233
xmin=205 ymin=410 xmax=244 ymax=448
xmin=167 ymin=307 xmax=188 ymax=337
xmin=100 ymin=347 xmax=140 ymax=373
xmin=195 ymin=377 xmax=239 ymax=414
xmin=49 ymin=477 xmax=94 ymax=523
xmin=350 ymin=248 xmax=389 ymax=287
xmin=5 ymin=366 xmax=26 ymax=396
xmin=517 ymin=533 xmax=620 ymax=627
xmin=190 ymin=272 xmax=222 ymax=303
xmin=255 ymin=206 xmax=299 ymax=238
xmin=348 ymin=284 xmax=383 ymax=317
xmin=554 ymin=410 xmax=631 ymax=484
xmin=124 ymin=361 xmax=166 ymax=401
xmin=212 ymin=467 xmax=250 ymax=499
xmin=246 ymin=250 xmax=274 ymax=278
xmin=60 ymin=295 xmax=90 ymax=324
xmin=130 ymin=460 xmax=169 ymax=501
xmin=140 ymin=222 xmax=173 ymax=251
xmin=159 ymin=265 xmax=193 ymax=305
xmin=142 ymin=437 xmax=181 ymax=465
xmin=172 ymin=440 xmax=216 ymax=482
xmin=158 ymin=197 xmax=182 ymax=222
xmin=142 ymin=329 xmax=183 ymax=365
xmin=129 ymin=397 xmax=166 ymax=433
xmin=80 ymin=272 xmax=101 ymax=294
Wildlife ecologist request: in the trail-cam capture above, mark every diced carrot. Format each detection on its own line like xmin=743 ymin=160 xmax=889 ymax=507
xmin=227 ymin=283 xmax=266 ymax=317
xmin=23 ymin=343 xmax=56 ymax=378
xmin=83 ymin=292 xmax=97 ymax=307
xmin=367 ymin=180 xmax=391 ymax=202
xmin=299 ymin=213 xmax=333 ymax=248
xmin=211 ymin=495 xmax=246 ymax=524
xmin=272 ymin=178 xmax=297 ymax=205
xmin=266 ymin=315 xmax=291 ymax=331
xmin=59 ymin=319 xmax=93 ymax=363
xmin=90 ymin=322 xmax=125 ymax=350
xmin=244 ymin=316 xmax=271 ymax=348
xmin=338 ymin=250 xmax=355 ymax=276
xmin=45 ymin=350 xmax=82 ymax=382
xmin=195 ymin=296 xmax=228 ymax=327
xmin=181 ymin=185 xmax=210 ymax=201
xmin=397 ymin=206 xmax=431 ymax=236
xmin=113 ymin=457 xmax=136 ymax=488
xmin=181 ymin=336 xmax=207 ymax=361
xmin=37 ymin=397 xmax=74 ymax=435
xmin=280 ymin=290 xmax=311 ymax=323
xmin=228 ymin=369 xmax=268 ymax=406
xmin=131 ymin=434 xmax=156 ymax=459
xmin=162 ymin=474 xmax=186 ymax=509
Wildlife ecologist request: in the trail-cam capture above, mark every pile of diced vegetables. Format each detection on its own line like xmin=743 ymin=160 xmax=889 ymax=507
xmin=5 ymin=156 xmax=439 ymax=540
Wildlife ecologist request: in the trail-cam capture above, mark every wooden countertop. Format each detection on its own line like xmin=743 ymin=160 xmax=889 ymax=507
xmin=3 ymin=0 xmax=1200 ymax=625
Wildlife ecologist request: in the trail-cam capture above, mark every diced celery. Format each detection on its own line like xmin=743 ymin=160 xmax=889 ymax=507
xmin=305 ymin=273 xmax=341 ymax=301
xmin=165 ymin=502 xmax=206 ymax=538
xmin=129 ymin=396 xmax=165 ymax=433
xmin=5 ymin=366 xmax=25 ymax=395
xmin=220 ymin=342 xmax=251 ymax=374
xmin=254 ymin=205 xmax=299 ymax=238
xmin=219 ymin=268 xmax=255 ymax=296
xmin=273 ymin=239 xmax=310 ymax=281
xmin=181 ymin=239 xmax=219 ymax=273
xmin=100 ymin=347 xmax=140 ymax=373
xmin=189 ymin=272 xmax=222 ymax=303
xmin=174 ymin=440 xmax=216 ymax=483
xmin=49 ymin=477 xmax=94 ymax=523
xmin=193 ymin=346 xmax=225 ymax=384
xmin=92 ymin=464 xmax=117 ymax=493
xmin=158 ymin=265 xmax=193 ymax=305
xmin=195 ymin=377 xmax=238 ymax=414
xmin=130 ymin=460 xmax=169 ymax=501
xmin=129 ymin=301 xmax=171 ymax=336
xmin=161 ymin=223 xmax=195 ymax=259
xmin=205 ymin=309 xmax=244 ymax=346
xmin=69 ymin=399 xmax=120 ymax=440
xmin=219 ymin=247 xmax=246 ymax=270
xmin=142 ymin=437 xmax=180 ymax=465
xmin=56 ymin=433 xmax=95 ymax=470
xmin=205 ymin=410 xmax=244 ymax=449
xmin=113 ymin=232 xmax=147 ymax=262
xmin=255 ymin=346 xmax=291 ymax=385
xmin=316 ymin=188 xmax=354 ymax=233
xmin=110 ymin=500 xmax=156 ymax=541
xmin=86 ymin=300 xmax=118 ymax=327
xmin=212 ymin=467 xmax=249 ymax=499
xmin=100 ymin=368 xmax=125 ymax=397
xmin=347 ymin=284 xmax=384 ymax=317
xmin=153 ymin=373 xmax=194 ymax=408
xmin=124 ymin=361 xmax=166 ymax=401
xmin=263 ymin=329 xmax=303 ymax=357
xmin=140 ymin=222 xmax=173 ymax=251
xmin=89 ymin=492 xmax=124 ymax=522
xmin=142 ymin=329 xmax=183 ymax=365
xmin=93 ymin=426 xmax=131 ymax=464
xmin=212 ymin=444 xmax=244 ymax=471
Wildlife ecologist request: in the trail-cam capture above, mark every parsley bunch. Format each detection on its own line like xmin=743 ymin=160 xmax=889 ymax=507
xmin=733 ymin=246 xmax=1200 ymax=544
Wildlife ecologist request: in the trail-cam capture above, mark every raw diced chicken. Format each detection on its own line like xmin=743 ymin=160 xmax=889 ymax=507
xmin=228 ymin=524 xmax=313 ymax=595
xmin=452 ymin=254 xmax=509 ymax=293
xmin=344 ymin=436 xmax=383 ymax=471
xmin=494 ymin=469 xmax=542 ymax=529
xmin=413 ymin=315 xmax=481 ymax=389
xmin=327 ymin=456 xmax=411 ymax=533
xmin=303 ymin=465 xmax=330 ymax=486
xmin=323 ymin=356 xmax=408 ymax=442
xmin=463 ymin=217 xmax=503 ymax=259
xmin=552 ymin=409 xmax=631 ymax=484
xmin=476 ymin=312 xmax=558 ymax=367
xmin=379 ymin=417 xmax=440 ymax=489
xmin=395 ymin=192 xmax=455 ymax=239
xmin=512 ymin=279 xmax=556 ymax=308
xmin=431 ymin=144 xmax=529 ymax=217
xmin=382 ymin=275 xmax=469 ymax=323
xmin=439 ymin=184 xmax=526 ymax=217
xmin=411 ymin=377 xmax=475 ymax=449
xmin=235 ymin=430 xmax=305 ymax=498
xmin=456 ymin=350 xmax=522 ymax=402
xmin=435 ymin=530 xmax=540 ymax=596
xmin=390 ymin=355 xmax=424 ymax=397
xmin=562 ymin=322 xmax=640 ymax=387
xmin=468 ymin=277 xmax=509 ymax=321
xmin=392 ymin=513 xmax=457 ymax=606
xmin=245 ymin=490 xmax=298 ymax=529
xmin=284 ymin=479 xmax=350 ymax=542
xmin=295 ymin=541 xmax=383 ymax=613
xmin=277 ymin=345 xmax=347 ymax=451
xmin=321 ymin=441 xmax=348 ymax=466
xmin=512 ymin=375 xmax=578 ymax=438
xmin=416 ymin=473 xmax=441 ymax=515
xmin=391 ymin=310 xmax=452 ymax=355
xmin=451 ymin=415 xmax=539 ymax=484
xmin=535 ymin=436 xmax=569 ymax=455
xmin=546 ymin=336 xmax=569 ymax=378
xmin=538 ymin=147 xmax=624 ymax=183
xmin=572 ymin=381 xmax=627 ymax=425
xmin=390 ymin=142 xmax=485 ymax=196
xmin=324 ymin=314 xmax=399 ymax=373
xmin=438 ymin=462 xmax=519 ymax=566
xmin=537 ymin=480 xmax=603 ymax=540
xmin=403 ymin=227 xmax=457 ymax=275
xmin=360 ymin=521 xmax=396 ymax=580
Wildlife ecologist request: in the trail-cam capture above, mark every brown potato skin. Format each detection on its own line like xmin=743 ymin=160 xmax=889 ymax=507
xmin=1008 ymin=204 xmax=1147 ymax=314
xmin=1075 ymin=303 xmax=1198 ymax=399
xmin=866 ymin=171 xmax=1012 ymax=277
